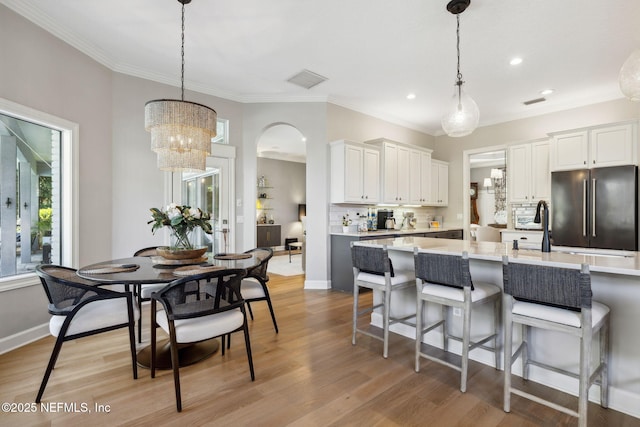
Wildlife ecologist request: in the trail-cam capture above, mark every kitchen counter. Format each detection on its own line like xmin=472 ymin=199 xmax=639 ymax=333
xmin=330 ymin=226 xmax=461 ymax=237
xmin=330 ymin=228 xmax=463 ymax=291
xmin=351 ymin=237 xmax=640 ymax=418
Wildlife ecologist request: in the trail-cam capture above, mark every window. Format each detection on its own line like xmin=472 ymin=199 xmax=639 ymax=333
xmin=0 ymin=98 xmax=77 ymax=288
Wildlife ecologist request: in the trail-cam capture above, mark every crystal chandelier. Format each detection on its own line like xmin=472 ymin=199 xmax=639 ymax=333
xmin=441 ymin=0 xmax=479 ymax=138
xmin=145 ymin=0 xmax=216 ymax=172
xmin=619 ymin=49 xmax=640 ymax=102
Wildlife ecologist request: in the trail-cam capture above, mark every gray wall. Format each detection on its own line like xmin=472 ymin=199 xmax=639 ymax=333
xmin=257 ymin=158 xmax=306 ymax=244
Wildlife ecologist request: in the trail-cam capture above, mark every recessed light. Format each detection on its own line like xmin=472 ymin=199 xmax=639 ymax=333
xmin=301 ymin=137 xmax=307 ymax=142
xmin=406 ymin=93 xmax=416 ymax=100
xmin=509 ymin=57 xmax=523 ymax=66
xmin=540 ymin=89 xmax=554 ymax=96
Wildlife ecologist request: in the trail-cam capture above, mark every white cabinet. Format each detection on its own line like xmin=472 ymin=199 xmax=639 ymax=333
xmin=508 ymin=139 xmax=550 ymax=203
xmin=429 ymin=160 xmax=448 ymax=206
xmin=409 ymin=149 xmax=432 ymax=204
xmin=330 ymin=140 xmax=380 ymax=204
xmin=370 ymin=139 xmax=422 ymax=204
xmin=550 ymin=122 xmax=637 ymax=171
xmin=501 ymin=230 xmax=543 ymax=245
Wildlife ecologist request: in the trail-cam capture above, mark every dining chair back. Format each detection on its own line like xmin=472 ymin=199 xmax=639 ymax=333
xmin=241 ymin=247 xmax=278 ymax=332
xmin=35 ymin=265 xmax=138 ymax=403
xmin=150 ymin=268 xmax=254 ymax=412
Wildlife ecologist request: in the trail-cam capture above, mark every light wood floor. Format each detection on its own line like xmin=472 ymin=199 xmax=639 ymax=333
xmin=1 ymin=273 xmax=639 ymax=426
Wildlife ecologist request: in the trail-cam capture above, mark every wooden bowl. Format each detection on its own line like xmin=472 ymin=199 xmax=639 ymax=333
xmin=156 ymin=246 xmax=207 ymax=260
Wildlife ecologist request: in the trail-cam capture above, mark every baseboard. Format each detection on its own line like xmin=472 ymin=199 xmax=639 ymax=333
xmin=304 ymin=279 xmax=330 ymax=290
xmin=0 ymin=323 xmax=49 ymax=354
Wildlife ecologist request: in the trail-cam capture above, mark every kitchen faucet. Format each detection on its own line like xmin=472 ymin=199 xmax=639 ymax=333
xmin=534 ymin=200 xmax=551 ymax=252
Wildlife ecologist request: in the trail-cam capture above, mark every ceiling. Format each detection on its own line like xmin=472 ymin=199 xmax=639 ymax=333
xmin=3 ymin=0 xmax=640 ymax=139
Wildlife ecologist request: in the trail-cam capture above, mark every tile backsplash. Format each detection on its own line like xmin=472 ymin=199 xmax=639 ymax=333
xmin=329 ymin=204 xmax=441 ymax=232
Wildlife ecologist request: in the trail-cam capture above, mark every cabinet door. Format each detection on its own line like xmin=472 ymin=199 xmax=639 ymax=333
xmin=590 ymin=123 xmax=635 ymax=167
xmin=530 ymin=140 xmax=550 ymax=201
xmin=419 ymin=151 xmax=432 ymax=204
xmin=362 ymin=147 xmax=380 ymax=203
xmin=409 ymin=150 xmax=422 ymax=204
xmin=508 ymin=144 xmax=531 ymax=202
xmin=344 ymin=144 xmax=364 ymax=202
xmin=437 ymin=163 xmax=449 ymax=205
xmin=551 ymin=131 xmax=588 ymax=171
xmin=382 ymin=143 xmax=398 ymax=203
xmin=396 ymin=145 xmax=410 ymax=203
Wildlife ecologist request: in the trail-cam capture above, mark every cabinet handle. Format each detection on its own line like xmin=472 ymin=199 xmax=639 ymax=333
xmin=365 ymin=195 xmax=368 ymax=199
xmin=593 ymin=160 xmax=596 ymax=164
xmin=267 ymin=231 xmax=271 ymax=241
xmin=592 ymin=178 xmax=597 ymax=237
xmin=584 ymin=160 xmax=587 ymax=165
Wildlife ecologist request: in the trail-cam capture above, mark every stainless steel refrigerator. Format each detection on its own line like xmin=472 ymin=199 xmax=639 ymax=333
xmin=551 ymin=165 xmax=638 ymax=250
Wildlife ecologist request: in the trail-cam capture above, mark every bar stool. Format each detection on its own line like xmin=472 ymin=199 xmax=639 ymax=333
xmin=414 ymin=249 xmax=501 ymax=392
xmin=502 ymin=257 xmax=609 ymax=427
xmin=350 ymin=242 xmax=415 ymax=358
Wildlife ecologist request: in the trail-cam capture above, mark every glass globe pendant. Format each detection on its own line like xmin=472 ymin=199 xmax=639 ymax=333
xmin=619 ymin=49 xmax=640 ymax=102
xmin=441 ymin=0 xmax=479 ymax=137
xmin=441 ymin=79 xmax=479 ymax=137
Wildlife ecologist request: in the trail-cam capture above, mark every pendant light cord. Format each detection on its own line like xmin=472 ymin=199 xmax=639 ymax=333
xmin=456 ymin=14 xmax=463 ymax=84
xmin=181 ymin=2 xmax=186 ymax=102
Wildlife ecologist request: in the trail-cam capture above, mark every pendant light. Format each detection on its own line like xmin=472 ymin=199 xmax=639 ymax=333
xmin=144 ymin=0 xmax=216 ymax=172
xmin=441 ymin=0 xmax=479 ymax=138
xmin=619 ymin=49 xmax=640 ymax=102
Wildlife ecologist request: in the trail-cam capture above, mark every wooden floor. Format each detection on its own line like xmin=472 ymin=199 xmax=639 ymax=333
xmin=1 ymin=273 xmax=639 ymax=426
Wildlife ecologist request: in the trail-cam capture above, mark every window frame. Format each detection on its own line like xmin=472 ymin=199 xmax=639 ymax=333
xmin=0 ymin=97 xmax=78 ymax=292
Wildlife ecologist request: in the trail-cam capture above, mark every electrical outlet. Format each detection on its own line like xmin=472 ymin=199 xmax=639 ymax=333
xmin=453 ymin=307 xmax=462 ymax=317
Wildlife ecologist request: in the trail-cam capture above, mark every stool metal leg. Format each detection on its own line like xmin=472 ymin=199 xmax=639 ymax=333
xmin=461 ymin=296 xmax=472 ymax=392
xmin=503 ymin=294 xmax=513 ymax=413
xmin=415 ymin=297 xmax=423 ymax=372
xmin=600 ymin=318 xmax=609 ymax=408
xmin=382 ymin=287 xmax=391 ymax=358
xmin=352 ymin=283 xmax=359 ymax=346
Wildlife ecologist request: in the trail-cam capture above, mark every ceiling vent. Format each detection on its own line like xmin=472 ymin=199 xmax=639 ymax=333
xmin=286 ymin=69 xmax=328 ymax=89
xmin=523 ymin=97 xmax=546 ymax=106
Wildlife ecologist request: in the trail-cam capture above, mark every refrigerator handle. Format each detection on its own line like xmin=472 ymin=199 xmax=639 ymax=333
xmin=592 ymin=178 xmax=596 ymax=237
xmin=583 ymin=179 xmax=587 ymax=237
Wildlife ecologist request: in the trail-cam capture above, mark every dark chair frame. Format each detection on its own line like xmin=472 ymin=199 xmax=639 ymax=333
xmin=35 ymin=265 xmax=138 ymax=403
xmin=242 ymin=247 xmax=278 ymax=333
xmin=132 ymin=246 xmax=158 ymax=342
xmin=150 ymin=268 xmax=254 ymax=412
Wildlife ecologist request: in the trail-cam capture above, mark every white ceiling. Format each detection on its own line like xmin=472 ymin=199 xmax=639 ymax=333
xmin=3 ymin=0 xmax=640 ymax=139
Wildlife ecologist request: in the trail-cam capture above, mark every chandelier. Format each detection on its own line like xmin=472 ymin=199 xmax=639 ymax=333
xmin=441 ymin=0 xmax=479 ymax=138
xmin=145 ymin=0 xmax=216 ymax=172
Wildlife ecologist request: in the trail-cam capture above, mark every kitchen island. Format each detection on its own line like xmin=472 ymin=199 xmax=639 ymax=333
xmin=353 ymin=236 xmax=640 ymax=419
xmin=330 ymin=227 xmax=462 ymax=291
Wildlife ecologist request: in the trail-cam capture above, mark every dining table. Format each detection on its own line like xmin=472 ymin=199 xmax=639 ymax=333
xmin=77 ymin=250 xmax=269 ymax=370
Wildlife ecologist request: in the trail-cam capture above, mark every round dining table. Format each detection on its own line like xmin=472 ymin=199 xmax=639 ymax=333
xmin=77 ymin=251 xmax=268 ymax=369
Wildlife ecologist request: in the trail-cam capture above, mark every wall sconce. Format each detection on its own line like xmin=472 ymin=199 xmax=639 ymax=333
xmin=298 ymin=204 xmax=307 ymax=222
xmin=490 ymin=168 xmax=503 ymax=180
xmin=483 ymin=177 xmax=494 ymax=194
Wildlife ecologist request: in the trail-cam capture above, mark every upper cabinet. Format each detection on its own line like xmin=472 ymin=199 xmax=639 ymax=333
xmin=330 ymin=140 xmax=380 ymax=204
xmin=429 ymin=160 xmax=449 ymax=206
xmin=409 ymin=149 xmax=432 ymax=204
xmin=368 ymin=139 xmax=434 ymax=205
xmin=550 ymin=122 xmax=637 ymax=171
xmin=508 ymin=139 xmax=550 ymax=203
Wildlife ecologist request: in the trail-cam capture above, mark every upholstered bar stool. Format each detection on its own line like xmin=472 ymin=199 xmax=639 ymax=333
xmin=502 ymin=257 xmax=610 ymax=427
xmin=413 ymin=249 xmax=501 ymax=392
xmin=350 ymin=242 xmax=415 ymax=358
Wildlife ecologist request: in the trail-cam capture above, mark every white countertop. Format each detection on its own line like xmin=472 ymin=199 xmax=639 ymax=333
xmin=331 ymin=226 xmax=462 ymax=237
xmin=354 ymin=236 xmax=640 ymax=277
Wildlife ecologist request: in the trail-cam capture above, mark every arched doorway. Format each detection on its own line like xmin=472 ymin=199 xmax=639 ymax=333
xmin=255 ymin=123 xmax=307 ymax=273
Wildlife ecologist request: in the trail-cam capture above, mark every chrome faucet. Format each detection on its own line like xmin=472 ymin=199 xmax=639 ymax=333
xmin=534 ymin=200 xmax=551 ymax=252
